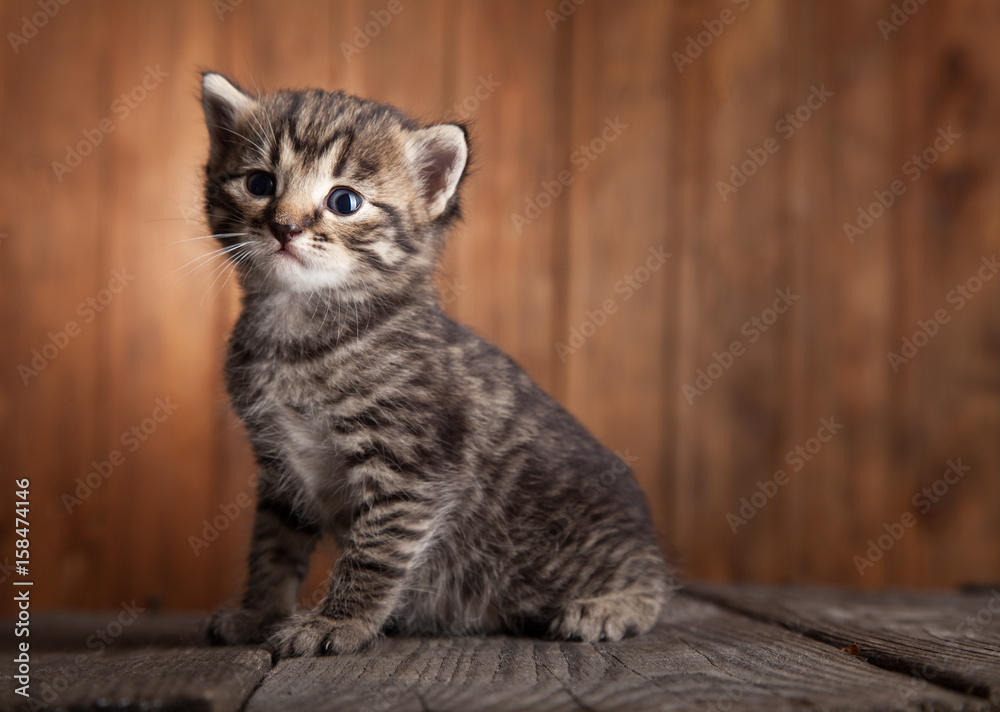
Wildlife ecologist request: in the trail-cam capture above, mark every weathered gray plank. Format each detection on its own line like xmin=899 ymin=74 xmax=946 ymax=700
xmin=5 ymin=593 xmax=995 ymax=711
xmin=687 ymin=582 xmax=1000 ymax=705
xmin=245 ymin=593 xmax=988 ymax=712
xmin=0 ymin=610 xmax=204 ymax=653
xmin=0 ymin=647 xmax=271 ymax=712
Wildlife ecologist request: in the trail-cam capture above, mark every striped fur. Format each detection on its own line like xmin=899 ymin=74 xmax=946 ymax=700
xmin=198 ymin=74 xmax=673 ymax=657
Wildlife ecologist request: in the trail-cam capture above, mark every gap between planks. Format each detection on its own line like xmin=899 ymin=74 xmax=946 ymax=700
xmin=684 ymin=582 xmax=1000 ymax=706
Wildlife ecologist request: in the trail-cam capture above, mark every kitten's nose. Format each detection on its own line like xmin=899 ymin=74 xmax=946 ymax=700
xmin=270 ymin=221 xmax=302 ymax=247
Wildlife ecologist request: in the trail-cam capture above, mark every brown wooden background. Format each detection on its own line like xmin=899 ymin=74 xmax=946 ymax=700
xmin=1 ymin=0 xmax=998 ymax=614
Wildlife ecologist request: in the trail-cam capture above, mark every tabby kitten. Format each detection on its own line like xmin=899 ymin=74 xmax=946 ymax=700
xmin=199 ymin=73 xmax=673 ymax=658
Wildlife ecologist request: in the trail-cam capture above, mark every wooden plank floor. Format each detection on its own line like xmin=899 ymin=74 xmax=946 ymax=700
xmin=2 ymin=585 xmax=998 ymax=711
xmin=687 ymin=582 xmax=1000 ymax=705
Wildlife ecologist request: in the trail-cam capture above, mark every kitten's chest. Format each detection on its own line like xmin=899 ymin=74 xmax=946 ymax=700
xmin=274 ymin=402 xmax=338 ymax=476
xmin=244 ymin=360 xmax=352 ymax=516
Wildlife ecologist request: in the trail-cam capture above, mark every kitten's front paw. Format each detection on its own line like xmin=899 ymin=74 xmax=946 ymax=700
xmin=550 ymin=593 xmax=662 ymax=643
xmin=203 ymin=606 xmax=282 ymax=645
xmin=270 ymin=614 xmax=374 ymax=658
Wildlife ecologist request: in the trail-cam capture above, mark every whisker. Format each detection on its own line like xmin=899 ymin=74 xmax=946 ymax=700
xmin=164 ymin=232 xmax=250 ymax=246
xmin=141 ymin=232 xmax=251 ymax=256
xmin=165 ymin=242 xmax=251 ymax=285
xmin=199 ymin=250 xmax=246 ymax=307
xmin=205 ymin=248 xmax=255 ymax=306
xmin=318 ymin=287 xmax=334 ymax=332
xmin=208 ymin=122 xmax=268 ymax=159
xmin=246 ymin=111 xmax=271 ymax=157
xmin=202 ymin=262 xmax=238 ymax=307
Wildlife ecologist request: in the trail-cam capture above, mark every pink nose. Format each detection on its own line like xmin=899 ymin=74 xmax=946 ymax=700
xmin=270 ymin=222 xmax=302 ymax=247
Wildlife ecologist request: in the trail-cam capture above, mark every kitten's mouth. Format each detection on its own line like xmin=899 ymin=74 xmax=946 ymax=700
xmin=273 ymin=244 xmax=305 ymax=265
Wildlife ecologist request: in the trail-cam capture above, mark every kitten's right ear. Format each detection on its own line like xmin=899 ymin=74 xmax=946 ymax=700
xmin=201 ymin=72 xmax=255 ymax=156
xmin=405 ymin=124 xmax=469 ymax=221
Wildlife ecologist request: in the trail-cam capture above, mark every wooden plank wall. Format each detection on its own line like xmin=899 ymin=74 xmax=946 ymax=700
xmin=0 ymin=0 xmax=997 ymax=613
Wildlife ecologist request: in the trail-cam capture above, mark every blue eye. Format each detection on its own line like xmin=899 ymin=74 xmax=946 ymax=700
xmin=246 ymin=172 xmax=275 ymax=196
xmin=328 ymin=188 xmax=362 ymax=215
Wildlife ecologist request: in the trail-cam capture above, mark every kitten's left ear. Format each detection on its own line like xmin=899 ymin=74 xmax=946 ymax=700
xmin=405 ymin=124 xmax=468 ymax=220
xmin=201 ymin=72 xmax=256 ymax=156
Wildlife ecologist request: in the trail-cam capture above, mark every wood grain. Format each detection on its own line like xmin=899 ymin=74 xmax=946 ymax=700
xmin=0 ymin=648 xmax=272 ymax=712
xmin=0 ymin=0 xmax=109 ymax=610
xmin=688 ymin=581 xmax=1000 ymax=704
xmin=563 ymin=0 xmax=675 ymax=545
xmin=3 ymin=588 xmax=997 ymax=711
xmin=445 ymin=0 xmax=567 ymax=398
xmin=791 ymin=0 xmax=897 ymax=586
xmin=0 ymin=0 xmax=998 ymax=615
xmin=889 ymin=0 xmax=1000 ymax=590
xmin=243 ymin=593 xmax=990 ymax=711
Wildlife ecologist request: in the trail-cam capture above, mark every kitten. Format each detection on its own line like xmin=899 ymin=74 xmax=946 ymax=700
xmin=199 ymin=73 xmax=673 ymax=657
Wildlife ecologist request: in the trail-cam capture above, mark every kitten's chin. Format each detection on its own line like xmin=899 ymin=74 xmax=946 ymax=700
xmin=255 ymin=253 xmax=352 ymax=293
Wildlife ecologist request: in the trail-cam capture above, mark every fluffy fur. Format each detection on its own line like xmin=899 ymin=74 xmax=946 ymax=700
xmin=198 ymin=73 xmax=673 ymax=657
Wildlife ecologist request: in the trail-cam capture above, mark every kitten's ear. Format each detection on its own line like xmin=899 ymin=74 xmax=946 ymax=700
xmin=201 ymin=72 xmax=255 ymax=155
xmin=405 ymin=124 xmax=468 ymax=220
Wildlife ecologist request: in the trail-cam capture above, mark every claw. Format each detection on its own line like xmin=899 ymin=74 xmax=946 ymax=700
xmin=269 ymin=614 xmax=373 ymax=658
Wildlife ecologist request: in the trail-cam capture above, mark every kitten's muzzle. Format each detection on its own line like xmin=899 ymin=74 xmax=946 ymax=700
xmin=270 ymin=220 xmax=305 ymax=248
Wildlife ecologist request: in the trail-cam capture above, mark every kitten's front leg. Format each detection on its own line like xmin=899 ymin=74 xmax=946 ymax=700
xmin=271 ymin=478 xmax=438 ymax=657
xmin=205 ymin=494 xmax=319 ymax=645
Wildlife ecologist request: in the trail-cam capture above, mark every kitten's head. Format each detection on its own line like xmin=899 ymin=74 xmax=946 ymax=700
xmin=200 ymin=72 xmax=468 ymax=297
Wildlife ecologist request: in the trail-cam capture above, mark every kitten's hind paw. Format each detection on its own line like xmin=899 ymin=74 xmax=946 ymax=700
xmin=269 ymin=614 xmax=375 ymax=658
xmin=550 ymin=593 xmax=662 ymax=643
xmin=203 ymin=606 xmax=282 ymax=646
